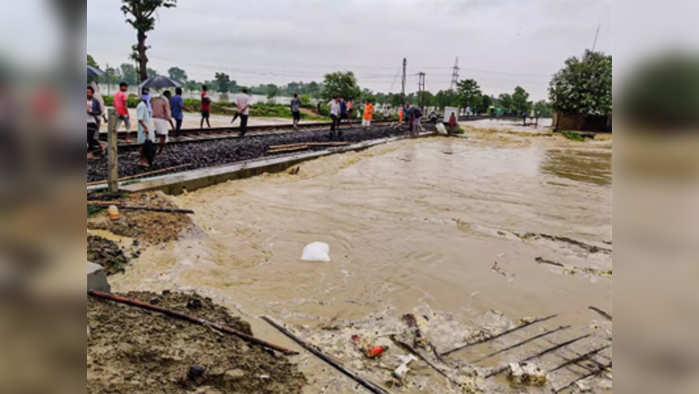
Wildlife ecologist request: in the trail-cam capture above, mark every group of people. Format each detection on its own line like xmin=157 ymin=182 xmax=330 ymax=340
xmin=87 ymin=84 xmax=423 ymax=165
xmin=398 ymin=103 xmax=423 ymax=137
xmin=326 ymin=96 xmax=375 ymax=138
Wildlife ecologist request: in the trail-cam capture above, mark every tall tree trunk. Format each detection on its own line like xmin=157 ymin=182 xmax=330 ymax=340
xmin=137 ymin=30 xmax=148 ymax=82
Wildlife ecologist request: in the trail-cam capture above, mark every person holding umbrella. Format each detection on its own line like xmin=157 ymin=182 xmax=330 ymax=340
xmin=151 ymin=90 xmax=175 ymax=153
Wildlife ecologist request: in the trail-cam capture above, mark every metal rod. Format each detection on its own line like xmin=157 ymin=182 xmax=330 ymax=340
xmin=554 ymin=361 xmax=611 ymax=393
xmin=261 ymin=316 xmax=389 ymax=394
xmin=548 ymin=345 xmax=610 ymax=373
xmin=485 ymin=334 xmax=591 ymax=378
xmin=471 ymin=325 xmax=571 ymax=363
xmin=441 ymin=314 xmax=558 ymax=356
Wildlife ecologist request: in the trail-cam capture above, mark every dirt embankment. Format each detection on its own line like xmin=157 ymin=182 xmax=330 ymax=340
xmin=88 ymin=291 xmax=305 ymax=393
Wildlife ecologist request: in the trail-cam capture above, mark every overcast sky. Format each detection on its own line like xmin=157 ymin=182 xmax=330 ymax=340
xmin=87 ymin=0 xmax=611 ymax=100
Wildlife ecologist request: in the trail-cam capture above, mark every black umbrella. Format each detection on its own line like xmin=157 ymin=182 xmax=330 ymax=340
xmin=87 ymin=65 xmax=104 ymax=78
xmin=139 ymin=75 xmax=181 ymax=90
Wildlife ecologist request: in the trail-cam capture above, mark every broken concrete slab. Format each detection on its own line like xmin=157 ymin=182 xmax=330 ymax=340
xmin=87 ymin=262 xmax=110 ymax=292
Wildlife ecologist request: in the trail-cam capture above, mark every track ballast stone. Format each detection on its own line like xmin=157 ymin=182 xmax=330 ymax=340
xmin=87 ymin=125 xmax=425 ymax=182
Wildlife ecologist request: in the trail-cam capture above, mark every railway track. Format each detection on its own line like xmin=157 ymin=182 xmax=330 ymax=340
xmin=98 ymin=120 xmax=395 ymax=151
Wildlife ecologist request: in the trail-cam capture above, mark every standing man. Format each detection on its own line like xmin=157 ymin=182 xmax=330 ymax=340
xmin=290 ymin=93 xmax=301 ymax=130
xmin=170 ymin=87 xmax=185 ymax=137
xmin=362 ymin=99 xmax=374 ymax=129
xmin=200 ymin=85 xmax=211 ymax=129
xmin=339 ymin=96 xmax=348 ymax=129
xmin=136 ymin=88 xmax=154 ymax=167
xmin=405 ymin=104 xmax=414 ymax=133
xmin=328 ymin=95 xmax=341 ymax=138
xmin=235 ymin=88 xmax=252 ymax=137
xmin=86 ymin=86 xmax=103 ymax=159
xmin=152 ymin=91 xmax=175 ymax=153
xmin=114 ymin=82 xmax=131 ymax=142
xmin=412 ymin=105 xmax=423 ymax=136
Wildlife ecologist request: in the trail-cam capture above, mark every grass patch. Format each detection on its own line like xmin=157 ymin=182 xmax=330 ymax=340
xmin=561 ymin=130 xmax=585 ymax=141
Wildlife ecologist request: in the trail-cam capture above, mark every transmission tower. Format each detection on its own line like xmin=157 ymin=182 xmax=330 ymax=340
xmin=401 ymin=58 xmax=407 ymax=105
xmin=417 ymin=72 xmax=426 ymax=109
xmin=449 ymin=57 xmax=460 ymax=90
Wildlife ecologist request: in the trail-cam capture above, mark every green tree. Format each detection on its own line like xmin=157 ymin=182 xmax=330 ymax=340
xmin=121 ymin=0 xmax=178 ymax=82
xmin=266 ymin=84 xmax=279 ymax=99
xmin=456 ymin=78 xmax=482 ymax=110
xmin=435 ymin=89 xmax=459 ymax=109
xmin=147 ymin=67 xmax=158 ymax=79
xmin=476 ymin=94 xmax=493 ymax=115
xmin=497 ymin=93 xmax=513 ymax=115
xmin=511 ymin=86 xmax=532 ymax=124
xmin=533 ymin=100 xmax=553 ymax=126
xmin=168 ymin=66 xmax=187 ymax=83
xmin=119 ymin=63 xmax=139 ymax=85
xmin=87 ymin=54 xmax=99 ymax=68
xmin=549 ymin=50 xmax=612 ymax=115
xmin=184 ymin=80 xmax=200 ymax=93
xmin=321 ymin=71 xmax=361 ymax=101
xmin=214 ymin=72 xmax=231 ymax=93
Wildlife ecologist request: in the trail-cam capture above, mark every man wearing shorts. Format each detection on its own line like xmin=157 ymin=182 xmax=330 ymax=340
xmin=151 ymin=91 xmax=175 ymax=153
xmin=113 ymin=82 xmax=131 ymax=142
xmin=200 ymin=85 xmax=211 ymax=129
xmin=290 ymin=93 xmax=301 ymax=129
xmin=362 ymin=99 xmax=374 ymax=128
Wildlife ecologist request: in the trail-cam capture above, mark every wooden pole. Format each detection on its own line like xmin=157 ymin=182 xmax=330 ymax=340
xmin=107 ymin=108 xmax=119 ymax=193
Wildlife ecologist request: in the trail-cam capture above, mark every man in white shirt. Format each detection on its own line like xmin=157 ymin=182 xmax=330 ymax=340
xmin=328 ymin=95 xmax=341 ymax=138
xmin=235 ymin=88 xmax=252 ymax=137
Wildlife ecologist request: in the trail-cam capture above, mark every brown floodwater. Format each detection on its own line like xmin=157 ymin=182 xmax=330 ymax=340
xmin=112 ymin=132 xmax=612 ymax=392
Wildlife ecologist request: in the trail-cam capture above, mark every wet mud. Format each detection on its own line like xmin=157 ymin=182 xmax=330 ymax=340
xmin=87 ymin=235 xmax=134 ymax=275
xmin=87 ymin=125 xmax=424 ymax=182
xmin=87 ymin=291 xmax=305 ymax=393
xmin=87 ymin=191 xmax=195 ymax=245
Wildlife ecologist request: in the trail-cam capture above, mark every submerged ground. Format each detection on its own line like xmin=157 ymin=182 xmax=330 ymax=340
xmin=104 ymin=127 xmax=612 ymax=393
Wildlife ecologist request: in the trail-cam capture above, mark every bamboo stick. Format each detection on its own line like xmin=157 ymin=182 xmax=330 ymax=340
xmin=88 ymin=290 xmax=298 ymax=355
xmin=261 ymin=316 xmax=389 ymax=394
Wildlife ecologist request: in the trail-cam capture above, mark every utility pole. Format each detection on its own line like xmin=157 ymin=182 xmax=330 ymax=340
xmin=591 ymin=24 xmax=600 ymax=51
xmin=401 ymin=57 xmax=407 ymax=105
xmin=449 ymin=57 xmax=459 ymax=90
xmin=417 ymin=72 xmax=426 ymax=110
xmin=107 ymin=108 xmax=119 ymax=193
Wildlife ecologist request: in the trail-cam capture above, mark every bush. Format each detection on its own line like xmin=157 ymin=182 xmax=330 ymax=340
xmin=561 ymin=130 xmax=585 ymax=141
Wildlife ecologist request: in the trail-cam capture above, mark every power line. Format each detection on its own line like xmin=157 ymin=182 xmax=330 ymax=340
xmin=449 ymin=57 xmax=459 ymax=90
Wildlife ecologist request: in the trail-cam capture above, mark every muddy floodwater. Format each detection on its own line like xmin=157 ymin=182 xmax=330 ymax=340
xmin=112 ymin=130 xmax=612 ymax=392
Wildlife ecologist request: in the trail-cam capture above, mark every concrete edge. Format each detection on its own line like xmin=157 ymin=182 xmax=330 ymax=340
xmin=101 ymin=132 xmax=434 ymax=195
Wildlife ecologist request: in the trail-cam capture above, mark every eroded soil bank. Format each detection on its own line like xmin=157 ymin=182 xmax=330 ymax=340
xmin=87 ymin=291 xmax=305 ymax=393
